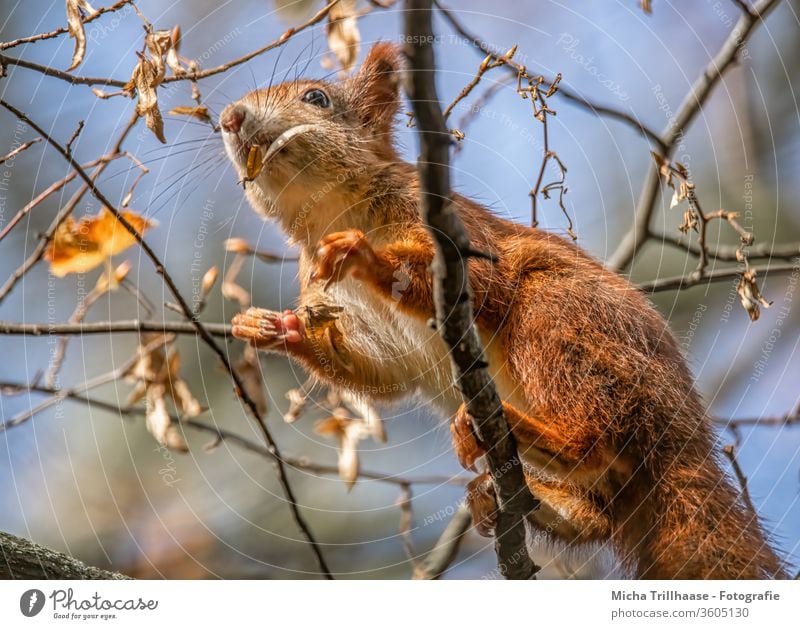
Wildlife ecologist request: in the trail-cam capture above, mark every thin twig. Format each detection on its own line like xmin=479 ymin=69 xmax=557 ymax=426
xmin=397 ymin=483 xmax=419 ymax=566
xmin=0 ymin=335 xmax=167 ymax=432
xmin=0 ymin=54 xmax=129 ymax=87
xmin=160 ymin=1 xmax=341 ymax=84
xmin=452 ymin=76 xmax=511 ymax=156
xmin=413 ymin=503 xmax=472 ymax=579
xmin=0 ymin=137 xmax=41 ymax=165
xmin=65 ymin=120 xmax=85 ymax=156
xmin=0 ymin=0 xmax=136 ymax=51
xmin=652 ymin=231 xmax=800 ymax=262
xmin=722 ymin=444 xmax=757 ymax=516
xmin=433 ymin=0 xmax=665 ymax=151
xmin=0 ymin=319 xmax=230 ymax=337
xmin=0 ymin=379 xmax=468 ymax=487
xmin=0 ymin=1 xmax=341 ymax=90
xmin=0 ymin=98 xmax=332 ymax=579
xmin=639 ymin=261 xmax=798 ymax=292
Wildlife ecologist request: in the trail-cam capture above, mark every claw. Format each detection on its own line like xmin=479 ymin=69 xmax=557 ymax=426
xmin=313 ymin=229 xmax=377 ymax=289
xmin=451 ymin=404 xmax=486 ymax=472
xmin=466 ymin=473 xmax=498 ymax=537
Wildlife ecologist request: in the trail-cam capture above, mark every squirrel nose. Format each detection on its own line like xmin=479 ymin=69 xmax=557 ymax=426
xmin=220 ymin=105 xmax=246 ymax=134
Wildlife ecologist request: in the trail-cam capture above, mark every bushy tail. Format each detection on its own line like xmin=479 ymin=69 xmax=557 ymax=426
xmin=630 ymin=457 xmax=786 ymax=579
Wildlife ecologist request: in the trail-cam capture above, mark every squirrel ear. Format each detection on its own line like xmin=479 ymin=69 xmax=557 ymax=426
xmin=352 ymin=43 xmax=403 ymax=132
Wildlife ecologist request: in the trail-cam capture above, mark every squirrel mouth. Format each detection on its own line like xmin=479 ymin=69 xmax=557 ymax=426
xmin=241 ymin=124 xmax=320 ymax=172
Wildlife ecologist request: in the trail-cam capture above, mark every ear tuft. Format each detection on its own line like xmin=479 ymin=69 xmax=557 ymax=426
xmin=351 ymin=43 xmax=403 ymax=133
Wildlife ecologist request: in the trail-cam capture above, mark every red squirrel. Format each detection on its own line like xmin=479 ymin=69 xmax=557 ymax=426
xmin=220 ymin=43 xmax=786 ymax=579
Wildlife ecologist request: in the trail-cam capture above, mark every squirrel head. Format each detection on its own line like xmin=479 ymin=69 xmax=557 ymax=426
xmin=221 ymin=43 xmax=403 ymax=239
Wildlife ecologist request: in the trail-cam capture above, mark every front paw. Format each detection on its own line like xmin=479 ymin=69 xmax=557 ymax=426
xmin=451 ymin=404 xmax=486 ymax=471
xmin=313 ymin=229 xmax=378 ymax=290
xmin=231 ymin=307 xmax=304 ymax=349
xmin=466 ymin=473 xmax=498 ymax=537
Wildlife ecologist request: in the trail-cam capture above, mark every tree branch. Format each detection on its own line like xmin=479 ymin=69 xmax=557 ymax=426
xmin=413 ymin=503 xmax=473 ymax=579
xmin=0 ymin=530 xmax=130 ymax=579
xmin=404 ymin=0 xmax=539 ymax=580
xmin=607 ymin=0 xmax=782 ymax=271
xmin=0 ymin=319 xmax=230 ymax=338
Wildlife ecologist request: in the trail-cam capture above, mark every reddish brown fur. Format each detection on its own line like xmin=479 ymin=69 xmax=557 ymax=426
xmin=223 ymin=44 xmax=786 ymax=579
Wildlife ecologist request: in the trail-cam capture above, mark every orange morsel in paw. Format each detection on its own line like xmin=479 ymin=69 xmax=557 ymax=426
xmin=466 ymin=473 xmax=498 ymax=537
xmin=231 ymin=307 xmax=304 ymax=348
xmin=313 ymin=229 xmax=379 ymax=289
xmin=451 ymin=404 xmax=486 ymax=471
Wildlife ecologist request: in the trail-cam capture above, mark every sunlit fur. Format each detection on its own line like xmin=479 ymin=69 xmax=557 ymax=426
xmin=221 ymin=43 xmax=786 ymax=579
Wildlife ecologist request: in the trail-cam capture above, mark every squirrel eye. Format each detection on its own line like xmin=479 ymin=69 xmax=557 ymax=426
xmin=302 ymin=88 xmax=331 ymax=108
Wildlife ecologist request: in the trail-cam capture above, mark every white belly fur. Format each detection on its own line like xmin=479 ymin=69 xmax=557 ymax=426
xmin=324 ymin=278 xmax=462 ymax=416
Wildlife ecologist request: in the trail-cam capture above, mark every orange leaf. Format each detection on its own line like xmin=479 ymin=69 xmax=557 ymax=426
xmin=46 ymin=208 xmax=154 ymax=277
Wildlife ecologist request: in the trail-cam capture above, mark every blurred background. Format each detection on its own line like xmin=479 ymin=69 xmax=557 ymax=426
xmin=1 ymin=0 xmax=799 ymax=578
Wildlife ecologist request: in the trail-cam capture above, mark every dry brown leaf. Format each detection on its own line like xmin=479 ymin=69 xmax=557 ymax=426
xmin=45 ymin=207 xmax=153 ymax=277
xmin=144 ymin=29 xmax=173 ymax=80
xmin=66 ymin=0 xmax=96 ymax=71
xmin=315 ymin=415 xmax=367 ymax=489
xmin=129 ymin=53 xmax=167 ymax=143
xmin=234 ymin=345 xmax=268 ymax=415
xmin=221 ymin=253 xmax=250 ymax=308
xmin=327 ymin=0 xmax=360 ymax=73
xmin=167 ymin=350 xmax=203 ymax=417
xmin=126 ymin=335 xmax=202 ymax=451
xmin=201 ymin=266 xmax=218 ymax=296
xmin=166 ymin=25 xmax=184 ymax=75
xmin=337 ymin=389 xmax=386 ymax=443
xmin=168 ymin=105 xmax=212 ymax=124
xmin=224 ymin=238 xmax=250 ymax=254
xmin=146 ymin=386 xmax=189 ymax=452
xmin=641 ymin=0 xmax=652 ymax=14
xmin=94 ymin=260 xmax=132 ymax=293
xmin=221 ymin=280 xmax=251 ymax=309
xmin=738 ymin=268 xmax=772 ymax=322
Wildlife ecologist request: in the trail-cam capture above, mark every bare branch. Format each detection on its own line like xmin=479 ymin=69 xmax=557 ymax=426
xmin=0 ymin=0 xmax=136 ymax=51
xmin=638 ymin=260 xmax=798 ymax=292
xmin=433 ymin=0 xmax=665 ymax=150
xmin=160 ymin=1 xmax=341 ymax=84
xmin=405 ymin=0 xmax=539 ymax=580
xmin=607 ymin=0 xmax=782 ymax=271
xmin=0 ymin=54 xmax=129 ymax=87
xmin=722 ymin=444 xmax=757 ymax=516
xmin=413 ymin=503 xmax=472 ymax=579
xmin=0 ymin=137 xmax=41 ymax=164
xmin=652 ymin=231 xmax=800 ymax=262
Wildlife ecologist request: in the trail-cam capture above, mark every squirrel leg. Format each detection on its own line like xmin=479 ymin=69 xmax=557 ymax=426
xmin=312 ymin=230 xmax=396 ymax=290
xmin=312 ymin=229 xmax=436 ymax=318
xmin=453 ymin=402 xmax=612 ymax=544
xmin=451 ymin=401 xmax=603 ymax=475
xmin=231 ymin=305 xmax=411 ymax=398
